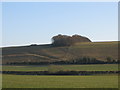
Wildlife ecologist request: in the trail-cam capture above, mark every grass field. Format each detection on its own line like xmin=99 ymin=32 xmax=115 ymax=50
xmin=2 ymin=64 xmax=118 ymax=71
xmin=2 ymin=42 xmax=119 ymax=88
xmin=2 ymin=74 xmax=118 ymax=88
xmin=2 ymin=41 xmax=118 ymax=64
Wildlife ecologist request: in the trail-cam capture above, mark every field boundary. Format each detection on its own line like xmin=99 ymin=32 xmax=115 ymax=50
xmin=1 ymin=88 xmax=119 ymax=90
xmin=2 ymin=71 xmax=119 ymax=75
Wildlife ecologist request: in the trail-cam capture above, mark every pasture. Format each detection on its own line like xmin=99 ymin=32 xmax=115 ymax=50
xmin=2 ymin=64 xmax=118 ymax=88
xmin=2 ymin=74 xmax=118 ymax=88
xmin=2 ymin=64 xmax=118 ymax=71
xmin=2 ymin=41 xmax=118 ymax=64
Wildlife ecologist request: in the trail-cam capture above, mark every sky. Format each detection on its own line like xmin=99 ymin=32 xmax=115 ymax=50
xmin=2 ymin=2 xmax=118 ymax=47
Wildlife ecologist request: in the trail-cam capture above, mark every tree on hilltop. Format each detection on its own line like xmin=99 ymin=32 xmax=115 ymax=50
xmin=52 ymin=34 xmax=91 ymax=47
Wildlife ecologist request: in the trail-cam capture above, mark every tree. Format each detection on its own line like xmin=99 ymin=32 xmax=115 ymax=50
xmin=52 ymin=34 xmax=91 ymax=47
xmin=52 ymin=34 xmax=73 ymax=46
xmin=106 ymin=57 xmax=113 ymax=63
xmin=72 ymin=34 xmax=91 ymax=43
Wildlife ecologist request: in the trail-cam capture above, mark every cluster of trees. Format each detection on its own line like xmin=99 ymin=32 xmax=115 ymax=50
xmin=53 ymin=57 xmax=106 ymax=64
xmin=106 ymin=57 xmax=118 ymax=64
xmin=52 ymin=34 xmax=91 ymax=47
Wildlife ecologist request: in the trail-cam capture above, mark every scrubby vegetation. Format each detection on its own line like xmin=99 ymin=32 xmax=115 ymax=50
xmin=5 ymin=56 xmax=118 ymax=65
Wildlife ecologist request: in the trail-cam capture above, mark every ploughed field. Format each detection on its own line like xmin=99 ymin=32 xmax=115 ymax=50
xmin=2 ymin=74 xmax=118 ymax=88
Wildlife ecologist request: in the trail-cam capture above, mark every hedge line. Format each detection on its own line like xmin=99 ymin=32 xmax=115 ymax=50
xmin=2 ymin=71 xmax=119 ymax=75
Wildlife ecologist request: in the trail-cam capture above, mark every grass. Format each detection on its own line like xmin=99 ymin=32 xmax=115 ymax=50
xmin=2 ymin=42 xmax=119 ymax=88
xmin=2 ymin=65 xmax=48 ymax=71
xmin=2 ymin=74 xmax=118 ymax=88
xmin=2 ymin=64 xmax=118 ymax=71
xmin=3 ymin=41 xmax=118 ymax=64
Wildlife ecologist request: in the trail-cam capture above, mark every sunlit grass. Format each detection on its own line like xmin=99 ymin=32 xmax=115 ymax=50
xmin=2 ymin=64 xmax=118 ymax=71
xmin=2 ymin=74 xmax=118 ymax=88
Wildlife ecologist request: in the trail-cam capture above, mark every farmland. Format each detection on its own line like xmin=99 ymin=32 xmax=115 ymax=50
xmin=2 ymin=64 xmax=119 ymax=88
xmin=2 ymin=41 xmax=118 ymax=65
xmin=2 ymin=64 xmax=118 ymax=71
xmin=2 ymin=74 xmax=118 ymax=88
xmin=2 ymin=41 xmax=119 ymax=88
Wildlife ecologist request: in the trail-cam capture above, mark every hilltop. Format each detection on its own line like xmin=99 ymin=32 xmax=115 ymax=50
xmin=51 ymin=34 xmax=91 ymax=46
xmin=2 ymin=41 xmax=118 ymax=65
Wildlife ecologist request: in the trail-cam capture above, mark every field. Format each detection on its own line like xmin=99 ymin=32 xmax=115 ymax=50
xmin=2 ymin=41 xmax=119 ymax=88
xmin=2 ymin=64 xmax=119 ymax=88
xmin=2 ymin=41 xmax=118 ymax=64
xmin=2 ymin=74 xmax=118 ymax=88
xmin=2 ymin=64 xmax=118 ymax=71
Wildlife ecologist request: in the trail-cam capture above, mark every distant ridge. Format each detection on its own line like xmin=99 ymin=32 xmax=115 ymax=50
xmin=2 ymin=41 xmax=118 ymax=65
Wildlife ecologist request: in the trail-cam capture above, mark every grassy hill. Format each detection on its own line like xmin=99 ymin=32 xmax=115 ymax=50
xmin=2 ymin=41 xmax=118 ymax=64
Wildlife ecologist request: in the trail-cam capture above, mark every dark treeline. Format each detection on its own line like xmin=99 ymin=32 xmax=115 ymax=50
xmin=2 ymin=71 xmax=119 ymax=75
xmin=52 ymin=34 xmax=91 ymax=47
xmin=6 ymin=57 xmax=118 ymax=65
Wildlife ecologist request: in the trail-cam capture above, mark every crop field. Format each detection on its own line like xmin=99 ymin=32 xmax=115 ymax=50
xmin=2 ymin=64 xmax=118 ymax=71
xmin=2 ymin=74 xmax=118 ymax=88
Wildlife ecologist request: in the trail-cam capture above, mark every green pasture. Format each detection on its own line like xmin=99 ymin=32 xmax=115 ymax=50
xmin=2 ymin=64 xmax=118 ymax=71
xmin=2 ymin=74 xmax=118 ymax=88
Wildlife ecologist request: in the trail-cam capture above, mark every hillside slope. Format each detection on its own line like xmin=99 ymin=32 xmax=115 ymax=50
xmin=2 ymin=41 xmax=118 ymax=64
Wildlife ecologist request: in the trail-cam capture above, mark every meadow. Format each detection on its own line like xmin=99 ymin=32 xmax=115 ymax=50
xmin=2 ymin=64 xmax=118 ymax=71
xmin=2 ymin=74 xmax=118 ymax=88
xmin=2 ymin=41 xmax=119 ymax=88
xmin=2 ymin=41 xmax=118 ymax=64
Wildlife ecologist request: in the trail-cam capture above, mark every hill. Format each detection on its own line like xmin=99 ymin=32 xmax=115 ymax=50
xmin=2 ymin=41 xmax=118 ymax=65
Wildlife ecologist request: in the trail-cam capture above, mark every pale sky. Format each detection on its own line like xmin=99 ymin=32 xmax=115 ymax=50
xmin=2 ymin=2 xmax=118 ymax=47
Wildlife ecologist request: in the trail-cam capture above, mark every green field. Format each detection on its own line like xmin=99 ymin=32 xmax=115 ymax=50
xmin=2 ymin=74 xmax=118 ymax=88
xmin=2 ymin=41 xmax=119 ymax=88
xmin=2 ymin=64 xmax=118 ymax=71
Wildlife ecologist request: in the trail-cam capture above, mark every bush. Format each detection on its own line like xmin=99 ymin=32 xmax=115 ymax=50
xmin=48 ymin=64 xmax=63 ymax=73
